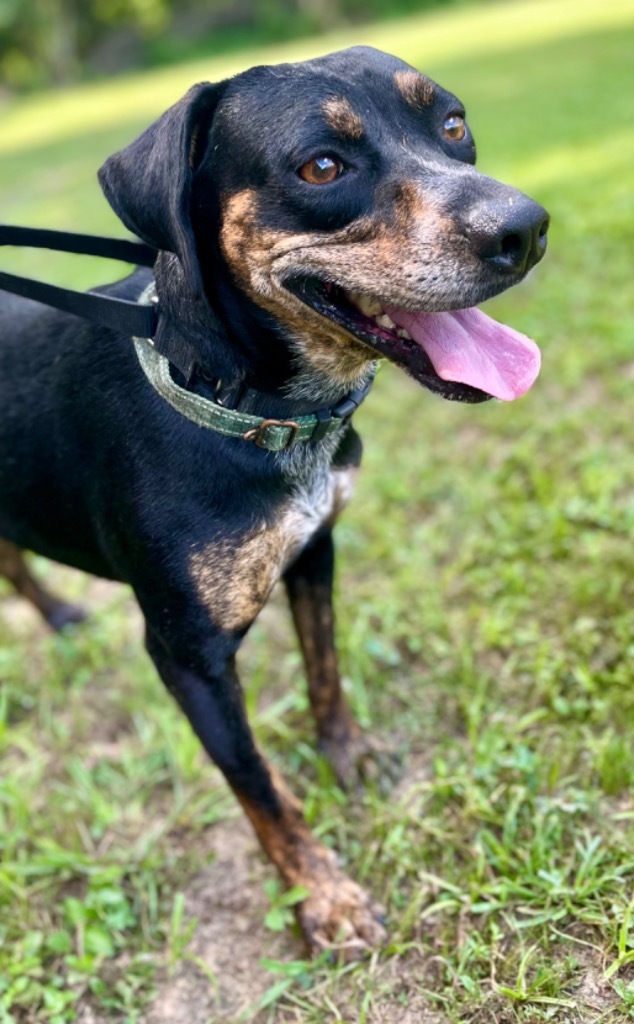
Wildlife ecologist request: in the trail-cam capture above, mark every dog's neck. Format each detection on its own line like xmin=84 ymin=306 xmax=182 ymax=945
xmin=153 ymin=253 xmax=376 ymax=421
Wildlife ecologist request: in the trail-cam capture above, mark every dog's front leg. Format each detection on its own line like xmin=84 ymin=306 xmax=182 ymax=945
xmin=145 ymin=626 xmax=386 ymax=960
xmin=285 ymin=532 xmax=399 ymax=791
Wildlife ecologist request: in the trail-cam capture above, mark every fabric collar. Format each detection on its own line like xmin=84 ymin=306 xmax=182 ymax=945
xmin=134 ymin=284 xmax=375 ymax=452
xmin=0 ymin=225 xmax=375 ymax=452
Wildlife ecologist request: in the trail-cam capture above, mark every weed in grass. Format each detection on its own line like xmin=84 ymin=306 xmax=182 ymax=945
xmin=263 ymin=880 xmax=311 ymax=935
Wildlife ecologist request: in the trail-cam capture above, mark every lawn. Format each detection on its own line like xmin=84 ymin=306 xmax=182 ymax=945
xmin=1 ymin=0 xmax=634 ymax=1021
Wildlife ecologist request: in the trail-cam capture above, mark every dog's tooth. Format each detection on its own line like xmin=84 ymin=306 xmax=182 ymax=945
xmin=375 ymin=313 xmax=397 ymax=330
xmin=397 ymin=327 xmax=412 ymax=340
xmin=347 ymin=291 xmax=382 ymax=317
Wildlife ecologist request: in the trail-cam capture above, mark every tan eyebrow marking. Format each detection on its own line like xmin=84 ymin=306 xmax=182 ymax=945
xmin=394 ymin=70 xmax=436 ymax=108
xmin=322 ymin=97 xmax=364 ymax=140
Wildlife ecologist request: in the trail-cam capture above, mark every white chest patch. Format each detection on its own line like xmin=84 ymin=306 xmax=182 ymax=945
xmin=278 ymin=466 xmax=357 ymax=571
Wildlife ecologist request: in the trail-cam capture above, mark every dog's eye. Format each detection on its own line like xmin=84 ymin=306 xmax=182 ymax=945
xmin=443 ymin=115 xmax=466 ymax=141
xmin=298 ymin=156 xmax=344 ymax=185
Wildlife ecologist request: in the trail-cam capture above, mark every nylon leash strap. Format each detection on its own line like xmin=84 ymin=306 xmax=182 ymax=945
xmin=0 ymin=224 xmax=159 ymax=338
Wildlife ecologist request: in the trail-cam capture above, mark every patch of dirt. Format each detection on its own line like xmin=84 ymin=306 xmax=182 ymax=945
xmin=568 ymin=944 xmax=624 ymax=1022
xmin=136 ymin=815 xmax=450 ymax=1024
xmin=140 ymin=817 xmax=297 ymax=1024
xmin=137 ymin=755 xmax=448 ymax=1024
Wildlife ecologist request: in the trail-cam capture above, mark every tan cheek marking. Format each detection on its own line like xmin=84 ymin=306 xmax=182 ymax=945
xmin=219 ymin=180 xmax=465 ymax=388
xmin=322 ymin=97 xmax=364 ymax=140
xmin=281 ymin=191 xmax=459 ymax=313
xmin=394 ymin=69 xmax=436 ymax=108
xmin=219 ymin=187 xmax=261 ymax=292
xmin=220 ymin=191 xmax=378 ymax=386
xmin=378 ymin=178 xmax=429 ymax=230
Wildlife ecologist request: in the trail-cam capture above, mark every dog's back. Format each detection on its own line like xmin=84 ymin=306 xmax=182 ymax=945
xmin=0 ymin=272 xmax=152 ymax=576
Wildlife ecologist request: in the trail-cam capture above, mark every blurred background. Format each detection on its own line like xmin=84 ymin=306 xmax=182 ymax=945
xmin=2 ymin=0 xmax=467 ymax=90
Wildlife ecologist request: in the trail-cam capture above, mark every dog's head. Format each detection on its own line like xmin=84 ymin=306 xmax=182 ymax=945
xmin=99 ymin=47 xmax=548 ymax=403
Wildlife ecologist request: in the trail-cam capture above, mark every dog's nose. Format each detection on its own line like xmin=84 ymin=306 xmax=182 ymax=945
xmin=465 ymin=197 xmax=549 ymax=274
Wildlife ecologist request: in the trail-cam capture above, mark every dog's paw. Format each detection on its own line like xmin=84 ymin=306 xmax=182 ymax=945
xmin=46 ymin=601 xmax=88 ymax=632
xmin=296 ymin=856 xmax=386 ymax=962
xmin=320 ymin=728 xmax=401 ymax=793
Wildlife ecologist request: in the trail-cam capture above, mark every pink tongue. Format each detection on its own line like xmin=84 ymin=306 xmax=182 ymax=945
xmin=385 ymin=305 xmax=541 ymax=401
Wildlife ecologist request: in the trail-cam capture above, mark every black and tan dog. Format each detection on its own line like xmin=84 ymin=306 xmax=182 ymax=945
xmin=0 ymin=47 xmax=548 ymax=958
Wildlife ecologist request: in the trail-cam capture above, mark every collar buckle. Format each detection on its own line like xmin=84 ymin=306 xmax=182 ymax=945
xmin=243 ymin=418 xmax=301 ymax=450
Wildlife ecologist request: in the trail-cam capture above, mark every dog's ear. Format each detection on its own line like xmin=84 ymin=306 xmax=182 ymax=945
xmin=98 ymin=82 xmax=225 ymax=297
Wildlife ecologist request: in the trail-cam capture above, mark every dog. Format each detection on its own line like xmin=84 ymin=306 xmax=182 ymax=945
xmin=0 ymin=46 xmax=548 ymax=959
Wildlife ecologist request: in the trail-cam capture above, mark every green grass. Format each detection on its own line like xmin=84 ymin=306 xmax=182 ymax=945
xmin=1 ymin=0 xmax=634 ymax=1020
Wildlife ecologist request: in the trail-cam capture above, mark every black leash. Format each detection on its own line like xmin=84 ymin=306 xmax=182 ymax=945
xmin=0 ymin=224 xmax=159 ymax=338
xmin=0 ymin=223 xmax=376 ymax=445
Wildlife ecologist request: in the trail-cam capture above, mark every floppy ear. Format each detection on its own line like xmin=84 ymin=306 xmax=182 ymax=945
xmin=98 ymin=82 xmax=225 ymax=297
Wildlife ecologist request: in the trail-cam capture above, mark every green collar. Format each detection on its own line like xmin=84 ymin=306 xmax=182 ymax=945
xmin=132 ymin=274 xmax=376 ymax=450
xmin=133 ymin=283 xmax=374 ymax=451
xmin=134 ymin=335 xmax=368 ymax=451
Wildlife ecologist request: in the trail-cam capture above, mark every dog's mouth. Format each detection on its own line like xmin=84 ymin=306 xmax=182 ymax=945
xmin=286 ymin=277 xmax=541 ymax=404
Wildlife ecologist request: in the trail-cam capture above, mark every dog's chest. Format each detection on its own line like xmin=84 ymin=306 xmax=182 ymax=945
xmin=278 ymin=465 xmax=354 ymax=568
xmin=189 ymin=466 xmax=356 ymax=633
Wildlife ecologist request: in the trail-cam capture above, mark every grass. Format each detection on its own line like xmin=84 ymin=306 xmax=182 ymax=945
xmin=1 ymin=0 xmax=634 ymax=1020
